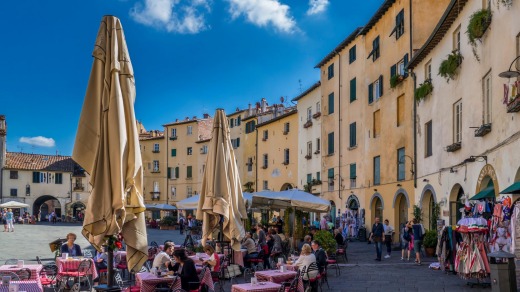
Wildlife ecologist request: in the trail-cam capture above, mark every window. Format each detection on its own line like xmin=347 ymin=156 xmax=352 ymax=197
xmin=397 ymin=148 xmax=405 ymax=181
xmin=167 ymin=167 xmax=172 ymax=178
xmin=153 ymin=181 xmax=159 ymax=193
xmin=307 ymin=174 xmax=312 ymax=183
xmin=373 ymin=110 xmax=381 ymax=138
xmin=187 ymin=147 xmax=192 ymax=155
xmin=454 ymin=100 xmax=462 ymax=143
xmin=483 ymin=71 xmax=492 ymax=124
xmin=349 ymin=122 xmax=357 ymax=147
xmin=10 ymin=171 xmax=18 ymax=179
xmin=307 ymin=141 xmax=312 ymax=156
xmin=263 ymin=154 xmax=268 ymax=168
xmin=10 ymin=189 xmax=17 ymax=197
xmin=55 ymin=173 xmax=63 ymax=184
xmin=283 ymin=123 xmax=290 ymax=134
xmin=229 ymin=118 xmax=235 ymax=128
xmin=316 ymin=171 xmax=321 ymax=182
xmin=237 ymin=115 xmax=241 ymax=126
xmin=32 ymin=171 xmax=41 ymax=183
xmin=171 ymin=149 xmax=177 ymax=157
xmin=425 ymin=120 xmax=433 ymax=157
xmin=328 ymin=168 xmax=334 ymax=191
xmin=263 ymin=180 xmax=268 ymax=190
xmin=350 ymin=163 xmax=357 ymax=188
xmin=153 ymin=161 xmax=159 ymax=172
xmin=390 ymin=9 xmax=405 ymax=39
xmin=316 ymin=138 xmax=321 ymax=153
xmin=327 ymin=132 xmax=334 ymax=155
xmin=373 ymin=156 xmax=381 ymax=185
xmin=187 ymin=186 xmax=193 ymax=198
xmin=201 ymin=145 xmax=208 ymax=154
xmin=453 ymin=25 xmax=461 ymax=52
xmin=307 ymin=107 xmax=312 ymax=121
xmin=316 ymin=102 xmax=321 ymax=113
xmin=231 ymin=138 xmax=240 ymax=149
xmin=245 ymin=121 xmax=256 ymax=134
xmin=187 ymin=166 xmax=192 ymax=179
xmin=328 ymin=92 xmax=334 ymax=114
xmin=153 ymin=143 xmax=159 ymax=152
xmin=349 ymin=45 xmax=356 ymax=63
xmin=350 ymin=78 xmax=357 ymax=102
xmin=187 ymin=126 xmax=193 ymax=135
xmin=263 ymin=130 xmax=268 ymax=141
xmin=397 ymin=95 xmax=404 ymax=127
xmin=284 ymin=149 xmax=290 ymax=164
xmin=425 ymin=60 xmax=432 ymax=81
xmin=368 ymin=76 xmax=383 ymax=103
xmin=327 ymin=63 xmax=334 ymax=79
xmin=171 ymin=128 xmax=177 ymax=137
xmin=26 ymin=184 xmax=30 ymax=196
xmin=367 ymin=36 xmax=380 ymax=61
xmin=247 ymin=157 xmax=253 ymax=172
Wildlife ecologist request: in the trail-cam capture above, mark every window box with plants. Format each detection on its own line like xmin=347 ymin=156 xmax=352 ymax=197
xmin=303 ymin=120 xmax=313 ymax=128
xmin=446 ymin=141 xmax=462 ymax=152
xmin=467 ymin=9 xmax=492 ymax=61
xmin=312 ymin=112 xmax=321 ymax=119
xmin=423 ymin=230 xmax=439 ymax=257
xmin=415 ymin=79 xmax=433 ymax=102
xmin=474 ymin=123 xmax=492 ymax=137
xmin=390 ymin=74 xmax=404 ymax=88
xmin=438 ymin=50 xmax=463 ymax=82
xmin=305 ymin=154 xmax=312 ymax=160
xmin=506 ymin=94 xmax=520 ymax=113
xmin=159 ymin=216 xmax=176 ymax=230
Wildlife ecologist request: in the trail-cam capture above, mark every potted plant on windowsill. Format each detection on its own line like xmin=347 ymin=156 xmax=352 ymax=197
xmin=466 ymin=9 xmax=492 ymax=61
xmin=390 ymin=74 xmax=404 ymax=88
xmin=423 ymin=230 xmax=438 ymax=257
xmin=438 ymin=50 xmax=463 ymax=82
xmin=415 ymin=79 xmax=433 ymax=102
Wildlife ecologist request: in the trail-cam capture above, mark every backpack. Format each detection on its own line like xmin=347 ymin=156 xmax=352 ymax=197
xmin=403 ymin=231 xmax=411 ymax=241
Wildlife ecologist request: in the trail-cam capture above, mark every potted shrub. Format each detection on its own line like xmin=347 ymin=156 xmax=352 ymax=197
xmin=438 ymin=51 xmax=463 ymax=82
xmin=390 ymin=74 xmax=404 ymax=88
xmin=313 ymin=230 xmax=337 ymax=255
xmin=466 ymin=9 xmax=492 ymax=61
xmin=414 ymin=80 xmax=433 ymax=102
xmin=159 ymin=216 xmax=175 ymax=230
xmin=423 ymin=230 xmax=438 ymax=257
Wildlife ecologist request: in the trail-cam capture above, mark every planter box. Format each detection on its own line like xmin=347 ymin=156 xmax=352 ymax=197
xmin=507 ymin=96 xmax=520 ymax=113
xmin=446 ymin=142 xmax=461 ymax=152
xmin=303 ymin=121 xmax=313 ymax=128
xmin=474 ymin=123 xmax=492 ymax=137
xmin=312 ymin=112 xmax=321 ymax=119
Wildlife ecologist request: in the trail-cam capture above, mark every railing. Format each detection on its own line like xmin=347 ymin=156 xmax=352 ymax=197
xmin=73 ymin=184 xmax=84 ymax=191
xmin=169 ymin=136 xmax=178 ymax=140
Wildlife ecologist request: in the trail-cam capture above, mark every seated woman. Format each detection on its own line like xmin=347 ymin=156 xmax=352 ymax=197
xmin=241 ymin=232 xmax=258 ymax=268
xmin=201 ymin=245 xmax=220 ymax=272
xmin=291 ymin=244 xmax=318 ymax=281
xmin=60 ymin=233 xmax=82 ymax=257
xmin=171 ymin=249 xmax=199 ymax=291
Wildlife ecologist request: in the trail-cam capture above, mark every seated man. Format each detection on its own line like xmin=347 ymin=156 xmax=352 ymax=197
xmin=241 ymin=232 xmax=258 ymax=268
xmin=152 ymin=242 xmax=175 ymax=271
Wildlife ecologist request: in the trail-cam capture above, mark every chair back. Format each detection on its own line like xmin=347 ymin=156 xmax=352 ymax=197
xmin=150 ymin=241 xmax=159 ymax=248
xmin=0 ymin=272 xmax=20 ymax=281
xmin=139 ymin=265 xmax=149 ymax=273
xmin=305 ymin=262 xmax=319 ymax=281
xmin=83 ymin=250 xmax=94 ymax=258
xmin=4 ymin=259 xmax=18 ymax=265
xmin=114 ymin=271 xmax=124 ymax=287
xmin=15 ymin=268 xmax=31 ymax=280
xmin=41 ymin=264 xmax=58 ymax=279
xmin=78 ymin=259 xmax=92 ymax=273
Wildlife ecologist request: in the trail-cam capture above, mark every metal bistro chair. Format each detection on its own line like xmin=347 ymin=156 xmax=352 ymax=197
xmin=59 ymin=259 xmax=93 ymax=291
xmin=278 ymin=269 xmax=300 ymax=292
xmin=154 ymin=275 xmax=180 ymax=292
xmin=39 ymin=264 xmax=58 ymax=288
xmin=326 ymin=253 xmax=340 ymax=276
xmin=4 ymin=259 xmax=19 ymax=265
xmin=304 ymin=262 xmax=322 ymax=292
xmin=15 ymin=268 xmax=31 ymax=280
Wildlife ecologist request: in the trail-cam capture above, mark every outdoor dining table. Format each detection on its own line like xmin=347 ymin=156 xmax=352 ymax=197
xmin=55 ymin=258 xmax=98 ymax=281
xmin=135 ymin=272 xmax=180 ymax=292
xmin=189 ymin=253 xmax=225 ymax=265
xmin=0 ymin=280 xmax=43 ymax=292
xmin=231 ymin=282 xmax=282 ymax=292
xmin=254 ymin=270 xmax=304 ymax=292
xmin=0 ymin=264 xmax=42 ymax=281
xmin=225 ymin=248 xmax=247 ymax=266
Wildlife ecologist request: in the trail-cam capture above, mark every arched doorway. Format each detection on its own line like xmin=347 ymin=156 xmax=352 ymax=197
xmin=70 ymin=202 xmax=86 ymax=220
xmin=346 ymin=195 xmax=359 ymax=210
xmin=393 ymin=192 xmax=409 ymax=229
xmin=449 ymin=184 xmax=465 ymax=226
xmin=33 ymin=195 xmax=61 ymax=221
xmin=280 ymin=183 xmax=294 ymax=191
xmin=421 ymin=190 xmax=435 ymax=230
xmin=370 ymin=194 xmax=383 ymax=221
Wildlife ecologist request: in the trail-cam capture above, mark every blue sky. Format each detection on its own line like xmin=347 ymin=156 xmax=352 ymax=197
xmin=1 ymin=0 xmax=381 ymax=156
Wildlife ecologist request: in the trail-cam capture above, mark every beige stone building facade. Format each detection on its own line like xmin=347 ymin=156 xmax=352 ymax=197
xmin=139 ymin=128 xmax=167 ymax=205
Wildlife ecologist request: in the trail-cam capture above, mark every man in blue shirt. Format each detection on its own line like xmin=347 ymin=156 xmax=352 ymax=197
xmin=369 ymin=217 xmax=384 ymax=261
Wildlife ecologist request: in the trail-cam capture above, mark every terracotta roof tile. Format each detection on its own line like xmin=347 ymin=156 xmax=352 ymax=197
xmin=5 ymin=152 xmax=76 ymax=172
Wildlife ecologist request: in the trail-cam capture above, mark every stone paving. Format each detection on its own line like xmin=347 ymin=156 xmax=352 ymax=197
xmin=1 ymin=222 xmax=518 ymax=291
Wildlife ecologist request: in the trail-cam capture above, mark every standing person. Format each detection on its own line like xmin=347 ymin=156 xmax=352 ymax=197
xmin=320 ymin=216 xmax=327 ymax=230
xmin=51 ymin=211 xmax=57 ymax=224
xmin=401 ymin=221 xmax=412 ymax=261
xmin=369 ymin=217 xmax=384 ymax=261
xmin=412 ymin=219 xmax=425 ymax=265
xmin=178 ymin=215 xmax=185 ymax=235
xmin=383 ymin=219 xmax=395 ymax=258
xmin=1 ymin=209 xmax=7 ymax=232
xmin=256 ymin=224 xmax=266 ymax=246
xmin=6 ymin=209 xmax=14 ymax=232
xmin=275 ymin=216 xmax=283 ymax=234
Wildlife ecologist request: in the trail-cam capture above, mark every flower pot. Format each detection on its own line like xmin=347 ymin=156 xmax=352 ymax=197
xmin=425 ymin=247 xmax=436 ymax=257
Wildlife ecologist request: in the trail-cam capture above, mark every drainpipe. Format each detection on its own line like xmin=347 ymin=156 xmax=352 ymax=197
xmin=255 ymin=126 xmax=258 ymax=192
xmin=410 ymin=0 xmax=417 ymax=189
xmin=166 ymin=127 xmax=169 ymax=205
xmin=333 ymin=50 xmax=342 ymax=207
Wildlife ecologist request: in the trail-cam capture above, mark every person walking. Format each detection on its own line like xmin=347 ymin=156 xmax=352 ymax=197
xmin=178 ymin=215 xmax=185 ymax=235
xmin=412 ymin=218 xmax=425 ymax=265
xmin=383 ymin=219 xmax=395 ymax=258
xmin=51 ymin=211 xmax=57 ymax=224
xmin=1 ymin=209 xmax=7 ymax=232
xmin=369 ymin=217 xmax=384 ymax=261
xmin=6 ymin=209 xmax=14 ymax=232
xmin=401 ymin=221 xmax=412 ymax=261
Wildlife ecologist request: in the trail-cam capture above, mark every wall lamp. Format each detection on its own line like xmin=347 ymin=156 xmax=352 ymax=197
xmin=499 ymin=56 xmax=520 ymax=78
xmin=398 ymin=154 xmax=415 ymax=176
xmin=423 ymin=178 xmax=429 ymax=183
xmin=464 ymin=155 xmax=488 ymax=164
xmin=450 ymin=168 xmax=457 ymax=173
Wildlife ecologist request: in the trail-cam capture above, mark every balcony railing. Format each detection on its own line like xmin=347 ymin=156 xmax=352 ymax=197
xmin=169 ymin=136 xmax=178 ymax=141
xmin=73 ymin=184 xmax=84 ymax=191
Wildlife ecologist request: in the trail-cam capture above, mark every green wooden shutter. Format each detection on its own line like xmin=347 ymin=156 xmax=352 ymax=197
xmin=33 ymin=172 xmax=39 ymax=183
xmin=350 ymin=78 xmax=356 ymax=102
xmin=307 ymin=174 xmax=312 ymax=183
xmin=175 ymin=167 xmax=179 ymax=179
xmin=350 ymin=122 xmax=356 ymax=147
xmin=350 ymin=164 xmax=356 ymax=179
xmin=187 ymin=166 xmax=192 ymax=178
xmin=316 ymin=171 xmax=321 ymax=181
xmin=403 ymin=54 xmax=409 ymax=77
xmin=328 ymin=168 xmax=334 ymax=179
xmin=167 ymin=167 xmax=171 ymax=179
xmin=171 ymin=149 xmax=177 ymax=157
xmin=368 ymin=83 xmax=374 ymax=104
xmin=391 ymin=64 xmax=397 ymax=77
xmin=379 ymin=75 xmax=384 ymax=96
xmin=328 ymin=132 xmax=334 ymax=154
xmin=328 ymin=92 xmax=334 ymax=114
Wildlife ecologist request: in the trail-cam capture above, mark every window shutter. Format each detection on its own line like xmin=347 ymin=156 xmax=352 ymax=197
xmin=368 ymin=83 xmax=374 ymax=104
xmin=350 ymin=164 xmax=356 ymax=179
xmin=316 ymin=172 xmax=321 ymax=181
xmin=175 ymin=167 xmax=179 ymax=179
xmin=328 ymin=93 xmax=334 ymax=114
xmin=390 ymin=64 xmax=397 ymax=77
xmin=33 ymin=172 xmax=39 ymax=183
xmin=328 ymin=132 xmax=334 ymax=154
xmin=403 ymin=54 xmax=409 ymax=77
xmin=167 ymin=167 xmax=171 ymax=179
xmin=350 ymin=78 xmax=356 ymax=102
xmin=307 ymin=174 xmax=312 ymax=183
xmin=237 ymin=116 xmax=241 ymax=125
xmin=171 ymin=149 xmax=176 ymax=157
xmin=379 ymin=75 xmax=384 ymax=96
xmin=187 ymin=166 xmax=192 ymax=178
xmin=350 ymin=122 xmax=356 ymax=147
xmin=328 ymin=168 xmax=334 ymax=179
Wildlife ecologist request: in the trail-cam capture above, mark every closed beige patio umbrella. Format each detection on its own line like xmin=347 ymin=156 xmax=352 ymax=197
xmin=197 ymin=109 xmax=247 ymax=251
xmin=72 ymin=16 xmax=147 ymax=275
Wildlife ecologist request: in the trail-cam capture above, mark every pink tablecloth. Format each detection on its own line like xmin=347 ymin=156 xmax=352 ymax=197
xmin=0 ymin=280 xmax=43 ymax=292
xmin=232 ymin=282 xmax=281 ymax=292
xmin=55 ymin=258 xmax=98 ymax=280
xmin=0 ymin=264 xmax=42 ymax=280
xmin=255 ymin=270 xmax=297 ymax=284
xmin=189 ymin=254 xmax=225 ymax=265
xmin=136 ymin=272 xmax=180 ymax=292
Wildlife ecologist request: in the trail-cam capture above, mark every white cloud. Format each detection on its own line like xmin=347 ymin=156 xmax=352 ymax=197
xmin=226 ymin=0 xmax=297 ymax=33
xmin=307 ymin=0 xmax=329 ymax=15
xmin=19 ymin=136 xmax=55 ymax=147
xmin=130 ymin=0 xmax=212 ymax=34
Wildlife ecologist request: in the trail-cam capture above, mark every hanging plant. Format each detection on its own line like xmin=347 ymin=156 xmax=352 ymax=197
xmin=466 ymin=9 xmax=492 ymax=61
xmin=414 ymin=79 xmax=433 ymax=101
xmin=390 ymin=74 xmax=404 ymax=88
xmin=294 ymin=210 xmax=304 ymax=241
xmin=413 ymin=204 xmax=423 ymax=223
xmin=438 ymin=51 xmax=463 ymax=82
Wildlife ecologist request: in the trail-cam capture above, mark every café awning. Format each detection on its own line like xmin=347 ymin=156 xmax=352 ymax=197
xmin=499 ymin=181 xmax=520 ymax=194
xmin=469 ymin=186 xmax=496 ymax=200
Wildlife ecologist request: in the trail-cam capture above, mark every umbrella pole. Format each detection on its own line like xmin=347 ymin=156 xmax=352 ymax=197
xmin=94 ymin=249 xmax=121 ymax=292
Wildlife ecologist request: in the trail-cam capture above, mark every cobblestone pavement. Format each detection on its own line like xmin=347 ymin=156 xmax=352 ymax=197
xmin=2 ymin=223 xmax=518 ymax=291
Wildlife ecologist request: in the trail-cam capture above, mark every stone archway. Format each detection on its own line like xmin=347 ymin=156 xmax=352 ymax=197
xmin=346 ymin=195 xmax=360 ymax=210
xmin=280 ymin=183 xmax=294 ymax=191
xmin=449 ymin=184 xmax=465 ymax=226
xmin=392 ymin=189 xmax=410 ymax=229
xmin=370 ymin=193 xmax=384 ymax=221
xmin=33 ymin=195 xmax=61 ymax=221
xmin=476 ymin=164 xmax=499 ymax=195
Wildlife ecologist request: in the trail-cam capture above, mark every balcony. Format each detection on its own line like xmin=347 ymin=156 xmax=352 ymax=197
xmin=507 ymin=95 xmax=520 ymax=113
xmin=303 ymin=120 xmax=313 ymax=128
xmin=314 ymin=150 xmax=320 ymax=155
xmin=169 ymin=136 xmax=178 ymax=141
xmin=152 ymin=150 xmax=160 ymax=153
xmin=151 ymin=170 xmax=160 ymax=173
xmin=151 ymin=192 xmax=160 ymax=200
xmin=474 ymin=123 xmax=491 ymax=137
xmin=312 ymin=112 xmax=321 ymax=119
xmin=305 ymin=154 xmax=312 ymax=160
xmin=446 ymin=142 xmax=462 ymax=152
xmin=73 ymin=184 xmax=84 ymax=191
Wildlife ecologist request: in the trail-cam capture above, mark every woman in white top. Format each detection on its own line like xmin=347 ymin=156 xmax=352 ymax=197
xmin=293 ymin=244 xmax=318 ymax=280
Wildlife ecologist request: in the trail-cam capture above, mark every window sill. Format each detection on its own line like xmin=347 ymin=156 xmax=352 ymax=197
xmin=326 ymin=153 xmax=335 ymax=157
xmin=151 ymin=171 xmax=161 ymax=173
xmin=348 ymin=145 xmax=357 ymax=150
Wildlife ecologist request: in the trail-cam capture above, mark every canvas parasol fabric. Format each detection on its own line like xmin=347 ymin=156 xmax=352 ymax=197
xmin=145 ymin=204 xmax=177 ymax=211
xmin=197 ymin=109 xmax=247 ymax=251
xmin=175 ymin=195 xmax=200 ymax=210
xmin=251 ymin=189 xmax=331 ymax=212
xmin=0 ymin=201 xmax=30 ymax=208
xmin=72 ymin=15 xmax=147 ymax=272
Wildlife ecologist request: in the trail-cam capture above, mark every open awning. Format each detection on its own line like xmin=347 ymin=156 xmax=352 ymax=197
xmin=499 ymin=181 xmax=520 ymax=194
xmin=469 ymin=186 xmax=496 ymax=200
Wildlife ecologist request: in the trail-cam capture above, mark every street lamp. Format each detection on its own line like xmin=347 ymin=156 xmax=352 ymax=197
xmin=499 ymin=56 xmax=520 ymax=78
xmin=398 ymin=154 xmax=416 ymax=187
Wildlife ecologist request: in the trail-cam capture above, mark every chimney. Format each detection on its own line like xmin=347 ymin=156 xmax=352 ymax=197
xmin=193 ymin=116 xmax=197 ymax=120
xmin=203 ymin=113 xmax=209 ymax=119
xmin=248 ymin=103 xmax=252 ymax=116
xmin=261 ymin=98 xmax=267 ymax=113
xmin=185 ymin=117 xmax=189 ymax=121
xmin=175 ymin=119 xmax=178 ymax=122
